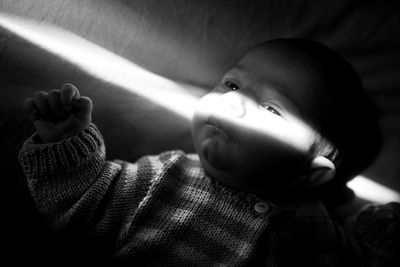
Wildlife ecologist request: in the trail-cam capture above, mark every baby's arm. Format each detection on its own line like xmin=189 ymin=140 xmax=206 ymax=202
xmin=19 ymin=84 xmax=106 ymax=225
xmin=346 ymin=202 xmax=400 ymax=266
xmin=18 ymin=84 xmax=143 ymax=252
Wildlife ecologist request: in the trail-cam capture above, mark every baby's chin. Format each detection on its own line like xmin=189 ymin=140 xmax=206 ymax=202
xmin=191 ymin=121 xmax=235 ymax=172
xmin=199 ymin=138 xmax=232 ymax=171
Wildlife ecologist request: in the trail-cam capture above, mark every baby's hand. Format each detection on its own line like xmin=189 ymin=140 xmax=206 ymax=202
xmin=372 ymin=202 xmax=400 ymax=224
xmin=22 ymin=83 xmax=92 ymax=143
xmin=355 ymin=202 xmax=400 ymax=264
xmin=357 ymin=201 xmax=400 ymax=236
xmin=365 ymin=202 xmax=400 ymax=237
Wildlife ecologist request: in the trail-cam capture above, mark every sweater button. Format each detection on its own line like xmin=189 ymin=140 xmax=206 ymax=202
xmin=254 ymin=201 xmax=270 ymax=214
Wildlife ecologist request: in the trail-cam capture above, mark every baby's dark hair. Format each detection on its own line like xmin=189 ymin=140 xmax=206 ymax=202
xmin=256 ymin=39 xmax=382 ymax=189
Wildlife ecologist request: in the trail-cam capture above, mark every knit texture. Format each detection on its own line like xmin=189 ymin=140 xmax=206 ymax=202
xmin=18 ymin=124 xmax=397 ymax=266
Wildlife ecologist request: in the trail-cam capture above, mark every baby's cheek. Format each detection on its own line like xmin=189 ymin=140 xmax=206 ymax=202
xmin=248 ymin=113 xmax=314 ymax=154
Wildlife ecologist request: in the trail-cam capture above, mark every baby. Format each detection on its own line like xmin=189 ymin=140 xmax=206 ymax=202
xmin=19 ymin=39 xmax=399 ymax=266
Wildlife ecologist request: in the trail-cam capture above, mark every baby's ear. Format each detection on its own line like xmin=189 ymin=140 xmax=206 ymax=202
xmin=307 ymin=156 xmax=336 ymax=187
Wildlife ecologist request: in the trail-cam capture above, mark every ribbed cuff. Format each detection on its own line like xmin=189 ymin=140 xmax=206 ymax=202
xmin=18 ymin=123 xmax=105 ymax=180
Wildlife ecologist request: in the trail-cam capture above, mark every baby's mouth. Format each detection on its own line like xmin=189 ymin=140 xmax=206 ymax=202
xmin=206 ymin=117 xmax=234 ymax=143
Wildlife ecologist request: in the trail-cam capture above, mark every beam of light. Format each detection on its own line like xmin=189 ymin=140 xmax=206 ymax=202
xmin=1 ymin=14 xmax=399 ymax=205
xmin=0 ymin=14 xmax=205 ymax=120
xmin=196 ymin=91 xmax=318 ymax=153
xmin=347 ymin=175 xmax=400 ymax=204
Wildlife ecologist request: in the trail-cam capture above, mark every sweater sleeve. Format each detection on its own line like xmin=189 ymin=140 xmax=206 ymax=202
xmin=19 ymin=124 xmax=154 ymax=239
xmin=18 ymin=124 xmax=124 ymax=231
xmin=18 ymin=124 xmax=181 ymax=257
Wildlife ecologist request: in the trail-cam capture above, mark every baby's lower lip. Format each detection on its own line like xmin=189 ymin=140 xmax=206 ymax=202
xmin=207 ymin=117 xmax=224 ymax=131
xmin=206 ymin=118 xmax=234 ymax=142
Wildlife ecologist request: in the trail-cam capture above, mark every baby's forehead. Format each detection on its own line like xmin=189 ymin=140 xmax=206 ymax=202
xmin=231 ymin=47 xmax=334 ymax=120
xmin=238 ymin=45 xmax=315 ymax=72
xmin=234 ymin=48 xmax=321 ymax=94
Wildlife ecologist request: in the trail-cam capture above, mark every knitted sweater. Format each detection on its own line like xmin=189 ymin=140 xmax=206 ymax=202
xmin=18 ymin=124 xmax=397 ymax=266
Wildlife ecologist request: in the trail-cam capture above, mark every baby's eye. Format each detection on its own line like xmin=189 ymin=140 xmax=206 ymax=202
xmin=224 ymin=80 xmax=240 ymax=91
xmin=264 ymin=105 xmax=282 ymax=116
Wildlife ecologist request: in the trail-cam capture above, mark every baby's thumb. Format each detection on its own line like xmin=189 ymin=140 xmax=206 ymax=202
xmin=71 ymin=96 xmax=92 ymax=122
xmin=22 ymin=97 xmax=40 ymax=121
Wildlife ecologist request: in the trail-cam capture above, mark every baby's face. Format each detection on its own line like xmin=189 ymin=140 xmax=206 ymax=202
xmin=192 ymin=47 xmax=330 ymax=197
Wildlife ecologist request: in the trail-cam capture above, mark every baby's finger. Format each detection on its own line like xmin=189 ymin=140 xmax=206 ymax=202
xmin=384 ymin=202 xmax=400 ymax=219
xmin=375 ymin=209 xmax=395 ymax=223
xmin=47 ymin=90 xmax=68 ymax=118
xmin=60 ymin=83 xmax=80 ymax=111
xmin=22 ymin=97 xmax=41 ymax=121
xmin=33 ymin=91 xmax=53 ymax=120
xmin=374 ymin=202 xmax=400 ymax=223
xmin=72 ymin=96 xmax=93 ymax=121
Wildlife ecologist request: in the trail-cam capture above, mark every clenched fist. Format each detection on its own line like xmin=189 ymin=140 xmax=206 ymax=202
xmin=355 ymin=202 xmax=400 ymax=265
xmin=23 ymin=83 xmax=92 ymax=143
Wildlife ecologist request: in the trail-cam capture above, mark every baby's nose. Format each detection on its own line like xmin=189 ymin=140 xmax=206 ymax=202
xmin=221 ymin=91 xmax=245 ymax=117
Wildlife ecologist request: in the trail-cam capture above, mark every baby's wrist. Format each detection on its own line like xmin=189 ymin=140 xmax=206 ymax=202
xmin=35 ymin=120 xmax=91 ymax=144
xmin=39 ymin=131 xmax=80 ymax=144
